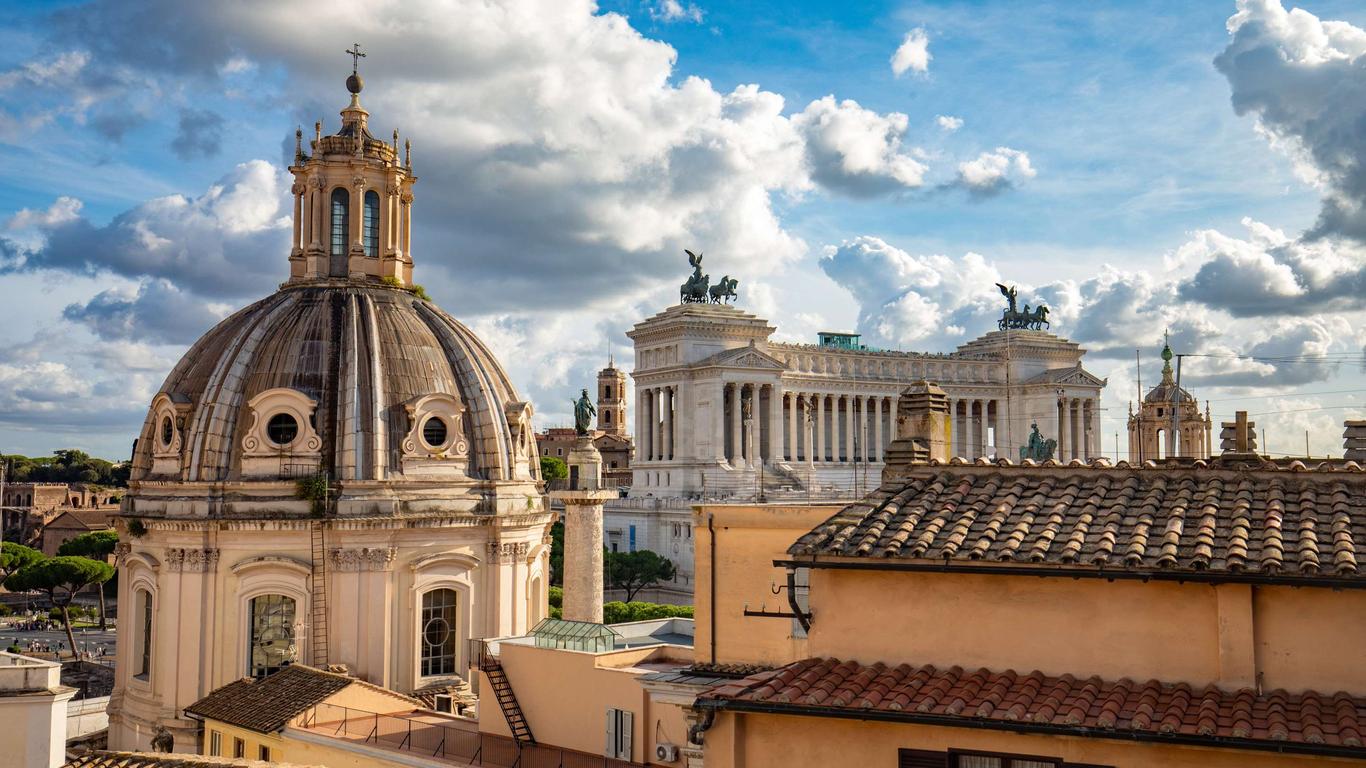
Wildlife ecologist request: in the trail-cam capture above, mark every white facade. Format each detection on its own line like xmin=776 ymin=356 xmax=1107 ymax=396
xmin=629 ymin=303 xmax=1106 ymax=497
xmin=0 ymin=652 xmax=75 ymax=768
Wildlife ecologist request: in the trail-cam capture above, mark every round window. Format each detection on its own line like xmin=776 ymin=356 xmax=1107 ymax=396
xmin=422 ymin=416 xmax=448 ymax=448
xmin=160 ymin=416 xmax=174 ymax=447
xmin=266 ymin=413 xmax=299 ymax=446
xmin=423 ymin=615 xmax=452 ymax=647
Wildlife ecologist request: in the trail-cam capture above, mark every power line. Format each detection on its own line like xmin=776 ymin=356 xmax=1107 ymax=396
xmin=1206 ymin=387 xmax=1366 ymax=403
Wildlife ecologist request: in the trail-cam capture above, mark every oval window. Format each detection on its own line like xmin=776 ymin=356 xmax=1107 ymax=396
xmin=160 ymin=416 xmax=174 ymax=447
xmin=267 ymin=413 xmax=299 ymax=446
xmin=422 ymin=416 xmax=448 ymax=448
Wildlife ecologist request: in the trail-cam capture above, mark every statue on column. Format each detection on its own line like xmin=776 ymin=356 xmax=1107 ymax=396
xmin=572 ymin=388 xmax=596 ymax=437
xmin=742 ymin=391 xmax=754 ymax=466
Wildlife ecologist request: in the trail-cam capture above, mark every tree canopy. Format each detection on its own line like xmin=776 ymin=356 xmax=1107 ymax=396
xmin=57 ymin=530 xmax=119 ymax=559
xmin=605 ymin=549 xmax=676 ymax=603
xmin=2 ymin=450 xmax=129 ymax=487
xmin=540 ymin=455 xmax=568 ymax=481
xmin=5 ymin=555 xmax=116 ymax=656
xmin=0 ymin=541 xmax=44 ymax=581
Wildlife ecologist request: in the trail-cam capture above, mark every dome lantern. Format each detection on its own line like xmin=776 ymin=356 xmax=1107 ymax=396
xmin=286 ymin=44 xmax=416 ymax=287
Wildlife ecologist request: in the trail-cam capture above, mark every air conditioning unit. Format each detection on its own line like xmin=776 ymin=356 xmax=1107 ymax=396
xmin=655 ymin=743 xmax=680 ymax=762
xmin=433 ymin=694 xmax=454 ymax=713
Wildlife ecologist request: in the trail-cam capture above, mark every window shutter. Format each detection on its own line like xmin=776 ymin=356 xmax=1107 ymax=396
xmin=621 ymin=710 xmax=634 ymax=760
xmin=898 ymin=749 xmax=949 ymax=768
xmin=606 ymin=707 xmax=616 ymax=756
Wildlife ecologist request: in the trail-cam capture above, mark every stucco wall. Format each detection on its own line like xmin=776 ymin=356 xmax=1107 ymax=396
xmin=692 ymin=504 xmax=837 ymax=667
xmin=806 ymin=569 xmax=1366 ymax=693
xmin=702 ymin=710 xmax=1362 ymax=768
xmin=480 ymin=641 xmax=691 ymax=764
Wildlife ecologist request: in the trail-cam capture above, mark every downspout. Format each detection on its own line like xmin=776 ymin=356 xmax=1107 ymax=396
xmin=708 ymin=511 xmax=716 ymax=665
xmin=785 ymin=566 xmax=812 ymax=633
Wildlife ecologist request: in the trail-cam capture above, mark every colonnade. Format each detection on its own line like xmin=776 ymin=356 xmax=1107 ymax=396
xmin=1057 ymin=397 xmax=1099 ymax=462
xmin=636 ymin=385 xmax=678 ymax=463
xmin=781 ymin=391 xmax=896 ymax=464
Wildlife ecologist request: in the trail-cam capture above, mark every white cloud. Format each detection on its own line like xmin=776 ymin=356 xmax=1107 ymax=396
xmin=891 ymin=28 xmax=931 ymax=77
xmin=955 ymin=147 xmax=1036 ymax=194
xmin=935 ymin=114 xmax=963 ymax=132
xmin=792 ymin=96 xmax=927 ymax=196
xmin=650 ymin=0 xmax=703 ymax=23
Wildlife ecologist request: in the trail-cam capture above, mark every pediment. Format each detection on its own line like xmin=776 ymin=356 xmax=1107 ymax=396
xmin=701 ymin=345 xmax=788 ymax=371
xmin=1059 ymin=367 xmax=1107 ymax=387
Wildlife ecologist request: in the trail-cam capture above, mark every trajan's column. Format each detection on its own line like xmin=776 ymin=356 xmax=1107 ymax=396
xmin=551 ymin=389 xmax=617 ymax=622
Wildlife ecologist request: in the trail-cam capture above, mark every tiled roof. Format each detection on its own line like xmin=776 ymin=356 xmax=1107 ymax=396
xmin=698 ymin=658 xmax=1366 ymax=758
xmin=64 ymin=752 xmax=321 ymax=767
xmin=184 ymin=665 xmax=355 ymax=733
xmin=789 ymin=462 xmax=1366 ymax=581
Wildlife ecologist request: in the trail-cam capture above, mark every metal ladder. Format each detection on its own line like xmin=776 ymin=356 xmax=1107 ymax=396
xmin=310 ymin=521 xmax=329 ymax=667
xmin=476 ymin=642 xmax=534 ymax=745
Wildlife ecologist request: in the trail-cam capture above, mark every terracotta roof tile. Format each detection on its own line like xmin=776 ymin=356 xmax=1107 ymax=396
xmin=698 ymin=658 xmax=1366 ymax=756
xmin=64 ymin=752 xmax=322 ymax=767
xmin=789 ymin=464 xmax=1366 ymax=582
xmin=184 ymin=665 xmax=378 ymax=734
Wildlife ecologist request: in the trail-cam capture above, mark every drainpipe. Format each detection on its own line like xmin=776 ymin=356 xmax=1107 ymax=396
xmin=785 ymin=566 xmax=812 ymax=633
xmin=708 ymin=511 xmax=716 ymax=665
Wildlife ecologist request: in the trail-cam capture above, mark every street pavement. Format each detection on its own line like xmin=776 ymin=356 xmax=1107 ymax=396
xmin=0 ymin=621 xmax=117 ymax=661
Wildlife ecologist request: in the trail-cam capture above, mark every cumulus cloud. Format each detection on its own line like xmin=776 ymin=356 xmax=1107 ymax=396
xmin=650 ymin=0 xmax=703 ymax=23
xmin=954 ymin=147 xmax=1036 ymax=195
xmin=1215 ymin=0 xmax=1366 ymax=240
xmin=792 ymin=96 xmax=927 ymax=196
xmin=891 ymin=28 xmax=931 ymax=77
xmin=2 ymin=160 xmax=291 ymax=298
xmin=63 ymin=278 xmax=230 ymax=345
xmin=935 ymin=114 xmax=963 ymax=132
xmin=171 ymin=108 xmax=225 ymax=160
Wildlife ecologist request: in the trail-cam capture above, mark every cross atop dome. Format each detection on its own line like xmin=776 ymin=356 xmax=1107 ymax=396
xmin=345 ymin=43 xmax=366 ymax=94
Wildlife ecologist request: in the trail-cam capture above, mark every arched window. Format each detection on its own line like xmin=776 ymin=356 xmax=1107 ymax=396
xmin=330 ymin=189 xmax=350 ymax=258
xmin=604 ymin=385 xmax=612 ymax=399
xmin=363 ymin=190 xmax=380 ymax=258
xmin=135 ymin=589 xmax=153 ymax=679
xmin=248 ymin=594 xmax=296 ymax=678
xmin=420 ymin=589 xmax=457 ymax=677
xmin=604 ymin=410 xmax=612 ymax=425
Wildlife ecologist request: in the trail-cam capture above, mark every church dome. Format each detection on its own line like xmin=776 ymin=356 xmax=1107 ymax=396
xmin=128 ymin=73 xmax=540 ymax=506
xmin=131 ymin=284 xmax=536 ymax=489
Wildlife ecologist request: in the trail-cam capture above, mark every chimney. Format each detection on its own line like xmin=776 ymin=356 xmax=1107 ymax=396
xmin=884 ymin=381 xmax=950 ymax=481
xmin=1345 ymin=420 xmax=1366 ymax=462
xmin=1219 ymin=410 xmax=1258 ymax=456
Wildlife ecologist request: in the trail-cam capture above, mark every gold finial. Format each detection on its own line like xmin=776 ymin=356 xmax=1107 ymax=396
xmin=404 ymin=138 xmax=411 ymax=167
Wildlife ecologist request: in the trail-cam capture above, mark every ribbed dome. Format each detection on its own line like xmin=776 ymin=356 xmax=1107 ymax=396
xmin=131 ymin=283 xmax=537 ymax=488
xmin=1143 ymin=382 xmax=1195 ymax=405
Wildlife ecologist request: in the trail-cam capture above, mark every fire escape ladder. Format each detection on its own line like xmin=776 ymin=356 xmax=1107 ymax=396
xmin=477 ymin=643 xmax=535 ymax=745
xmin=310 ymin=521 xmax=329 ymax=667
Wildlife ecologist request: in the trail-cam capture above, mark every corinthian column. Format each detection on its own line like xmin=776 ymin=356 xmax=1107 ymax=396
xmin=815 ymin=394 xmax=826 ymax=462
xmin=663 ymin=386 xmax=674 ymax=461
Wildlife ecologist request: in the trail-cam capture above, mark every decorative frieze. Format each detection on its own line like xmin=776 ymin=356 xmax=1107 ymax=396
xmin=328 ymin=547 xmax=397 ymax=572
xmin=164 ymin=548 xmax=219 ymax=572
xmin=487 ymin=540 xmax=530 ymax=563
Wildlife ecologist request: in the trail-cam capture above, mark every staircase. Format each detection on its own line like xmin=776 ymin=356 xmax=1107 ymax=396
xmin=309 ymin=521 xmax=329 ymax=667
xmin=763 ymin=461 xmax=805 ymax=493
xmin=476 ymin=642 xmax=534 ymax=745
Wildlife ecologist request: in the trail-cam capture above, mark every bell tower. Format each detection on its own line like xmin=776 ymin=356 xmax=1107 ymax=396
xmin=286 ymin=44 xmax=417 ymax=286
xmin=597 ymin=357 xmax=628 ymax=436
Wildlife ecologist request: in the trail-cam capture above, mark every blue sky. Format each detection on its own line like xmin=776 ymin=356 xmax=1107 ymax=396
xmin=0 ymin=0 xmax=1364 ymax=460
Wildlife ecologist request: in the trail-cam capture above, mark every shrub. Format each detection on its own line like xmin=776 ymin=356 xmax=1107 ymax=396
xmin=548 ymin=586 xmax=563 ymax=609
xmin=602 ymin=601 xmax=693 ymax=625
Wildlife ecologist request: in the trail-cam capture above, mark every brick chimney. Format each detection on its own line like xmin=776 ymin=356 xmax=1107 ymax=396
xmin=1219 ymin=410 xmax=1258 ymax=458
xmin=884 ymin=381 xmax=950 ymax=481
xmin=1345 ymin=420 xmax=1366 ymax=462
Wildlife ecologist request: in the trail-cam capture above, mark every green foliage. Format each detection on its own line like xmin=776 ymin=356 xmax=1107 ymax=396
xmin=540 ymin=455 xmax=567 ymax=481
xmin=411 ymin=284 xmax=432 ymax=301
xmin=380 ymin=276 xmax=403 ymax=288
xmin=0 ymin=604 xmax=11 ymax=617
xmin=548 ymin=585 xmax=563 ymax=609
xmin=0 ymin=541 xmax=44 ymax=581
xmin=126 ymin=519 xmax=148 ymax=538
xmin=602 ymin=601 xmax=693 ymax=625
xmin=58 ymin=530 xmax=119 ymax=559
xmin=549 ymin=605 xmax=562 ymax=620
xmin=6 ymin=556 xmax=114 ymax=600
xmin=2 ymin=451 xmax=129 ymax=487
xmin=605 ymin=549 xmax=676 ymax=603
xmin=295 ymin=474 xmax=330 ymax=516
xmin=549 ymin=521 xmax=564 ymax=586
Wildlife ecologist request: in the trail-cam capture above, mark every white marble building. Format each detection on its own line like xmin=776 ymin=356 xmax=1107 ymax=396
xmin=628 ymin=302 xmax=1106 ymax=497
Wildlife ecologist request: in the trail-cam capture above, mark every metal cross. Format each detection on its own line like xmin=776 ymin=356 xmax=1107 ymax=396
xmin=345 ymin=43 xmax=366 ymax=74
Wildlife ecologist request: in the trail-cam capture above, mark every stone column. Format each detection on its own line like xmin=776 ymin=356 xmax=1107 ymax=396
xmin=1057 ymin=396 xmax=1069 ymax=460
xmin=978 ymin=400 xmax=989 ymax=460
xmin=663 ymin=386 xmax=674 ymax=461
xmin=946 ymin=398 xmax=957 ymax=457
xmin=653 ymin=388 xmax=664 ymax=462
xmin=400 ymin=191 xmax=414 ymax=261
xmin=742 ymin=384 xmax=756 ymax=468
xmin=551 ymin=439 xmax=616 ymax=623
xmin=291 ymin=183 xmax=304 ymax=252
xmin=815 ymin=394 xmax=826 ymax=462
xmin=888 ymin=395 xmax=899 ymax=445
xmin=1072 ymin=399 xmax=1082 ymax=461
xmin=1082 ymin=400 xmax=1092 ymax=460
xmin=635 ymin=389 xmax=646 ymax=462
xmin=713 ymin=382 xmax=726 ymax=463
xmin=350 ymin=176 xmax=366 ymax=251
xmin=729 ymin=383 xmax=743 ymax=468
xmin=310 ymin=177 xmax=324 ymax=251
xmin=787 ymin=391 xmax=798 ymax=461
xmin=873 ymin=396 xmax=883 ymax=463
xmin=767 ymin=384 xmax=782 ymax=464
xmin=803 ymin=395 xmax=815 ymax=471
xmin=843 ymin=396 xmax=854 ymax=463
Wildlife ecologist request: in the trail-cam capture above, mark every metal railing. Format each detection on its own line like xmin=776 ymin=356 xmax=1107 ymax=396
xmin=301 ymin=702 xmax=640 ymax=768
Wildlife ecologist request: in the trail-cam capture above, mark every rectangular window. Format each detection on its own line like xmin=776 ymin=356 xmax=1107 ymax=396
xmin=604 ymin=707 xmax=633 ymax=760
xmin=137 ymin=589 xmax=152 ymax=679
xmin=953 ymin=751 xmax=1061 ymax=768
xmin=233 ymin=738 xmax=245 ymax=759
xmin=259 ymin=745 xmax=271 ymax=761
xmin=420 ymin=588 xmax=458 ymax=677
xmin=208 ymin=731 xmax=221 ymax=757
xmin=629 ymin=525 xmax=637 ymax=552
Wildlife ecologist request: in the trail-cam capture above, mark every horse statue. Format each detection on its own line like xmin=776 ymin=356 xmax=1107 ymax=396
xmin=680 ymin=249 xmax=710 ymax=303
xmin=1026 ymin=305 xmax=1050 ymax=330
xmin=1018 ymin=422 xmax=1057 ymax=461
xmin=709 ymin=276 xmax=738 ymax=304
xmin=995 ymin=283 xmax=1051 ymax=331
